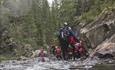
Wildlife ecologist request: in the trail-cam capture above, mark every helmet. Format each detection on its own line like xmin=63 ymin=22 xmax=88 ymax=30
xmin=64 ymin=22 xmax=68 ymax=26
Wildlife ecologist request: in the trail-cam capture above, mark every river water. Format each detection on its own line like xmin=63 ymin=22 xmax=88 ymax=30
xmin=0 ymin=57 xmax=115 ymax=70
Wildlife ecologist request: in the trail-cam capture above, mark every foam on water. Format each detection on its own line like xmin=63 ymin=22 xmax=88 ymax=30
xmin=26 ymin=64 xmax=47 ymax=70
xmin=25 ymin=60 xmax=70 ymax=70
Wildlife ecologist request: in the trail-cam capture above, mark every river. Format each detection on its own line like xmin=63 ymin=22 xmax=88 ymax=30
xmin=0 ymin=57 xmax=115 ymax=70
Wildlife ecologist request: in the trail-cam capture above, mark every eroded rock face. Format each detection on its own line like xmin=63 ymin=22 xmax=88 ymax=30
xmin=81 ymin=11 xmax=115 ymax=48
xmin=76 ymin=8 xmax=115 ymax=57
xmin=95 ymin=34 xmax=115 ymax=57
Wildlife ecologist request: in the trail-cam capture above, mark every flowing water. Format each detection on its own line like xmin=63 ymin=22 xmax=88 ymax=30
xmin=0 ymin=57 xmax=115 ymax=70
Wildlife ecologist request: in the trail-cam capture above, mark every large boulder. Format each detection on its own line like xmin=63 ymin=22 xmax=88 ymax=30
xmin=95 ymin=34 xmax=115 ymax=57
xmin=80 ymin=9 xmax=115 ymax=48
xmin=31 ymin=50 xmax=41 ymax=58
xmin=74 ymin=8 xmax=115 ymax=58
xmin=31 ymin=49 xmax=48 ymax=58
xmin=87 ymin=33 xmax=115 ymax=58
xmin=97 ymin=43 xmax=115 ymax=55
xmin=73 ymin=8 xmax=115 ymax=50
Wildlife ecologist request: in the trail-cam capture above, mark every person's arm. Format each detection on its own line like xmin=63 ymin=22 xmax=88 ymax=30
xmin=61 ymin=32 xmax=64 ymax=38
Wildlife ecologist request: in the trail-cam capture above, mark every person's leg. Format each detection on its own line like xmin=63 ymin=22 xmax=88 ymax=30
xmin=59 ymin=55 xmax=62 ymax=60
xmin=76 ymin=51 xmax=81 ymax=58
xmin=72 ymin=44 xmax=75 ymax=60
xmin=61 ymin=47 xmax=66 ymax=60
xmin=56 ymin=55 xmax=59 ymax=60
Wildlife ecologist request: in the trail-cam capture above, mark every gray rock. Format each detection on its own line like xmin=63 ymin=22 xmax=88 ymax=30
xmin=75 ymin=8 xmax=115 ymax=58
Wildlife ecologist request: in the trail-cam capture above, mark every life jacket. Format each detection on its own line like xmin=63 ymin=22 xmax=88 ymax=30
xmin=75 ymin=43 xmax=81 ymax=53
xmin=55 ymin=48 xmax=61 ymax=56
xmin=69 ymin=36 xmax=75 ymax=44
xmin=76 ymin=43 xmax=81 ymax=48
xmin=39 ymin=49 xmax=46 ymax=57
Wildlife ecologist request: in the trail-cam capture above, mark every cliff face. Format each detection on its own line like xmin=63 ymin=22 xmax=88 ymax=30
xmin=75 ymin=8 xmax=115 ymax=57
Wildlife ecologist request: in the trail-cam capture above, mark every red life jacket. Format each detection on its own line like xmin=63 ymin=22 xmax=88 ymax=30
xmin=39 ymin=52 xmax=45 ymax=57
xmin=69 ymin=36 xmax=75 ymax=44
xmin=75 ymin=43 xmax=83 ymax=53
xmin=39 ymin=49 xmax=46 ymax=57
xmin=75 ymin=43 xmax=81 ymax=49
xmin=55 ymin=48 xmax=61 ymax=56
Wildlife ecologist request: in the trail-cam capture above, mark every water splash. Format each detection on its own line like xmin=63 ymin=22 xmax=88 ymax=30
xmin=0 ymin=57 xmax=100 ymax=70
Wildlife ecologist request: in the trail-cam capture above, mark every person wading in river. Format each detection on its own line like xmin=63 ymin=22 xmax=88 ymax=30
xmin=56 ymin=22 xmax=71 ymax=60
xmin=56 ymin=28 xmax=65 ymax=60
xmin=57 ymin=22 xmax=80 ymax=60
xmin=55 ymin=46 xmax=62 ymax=60
xmin=50 ymin=45 xmax=56 ymax=56
xmin=38 ymin=48 xmax=46 ymax=62
xmin=74 ymin=40 xmax=88 ymax=59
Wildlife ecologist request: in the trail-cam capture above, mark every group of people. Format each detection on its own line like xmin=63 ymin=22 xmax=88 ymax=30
xmin=38 ymin=22 xmax=88 ymax=61
xmin=50 ymin=22 xmax=88 ymax=60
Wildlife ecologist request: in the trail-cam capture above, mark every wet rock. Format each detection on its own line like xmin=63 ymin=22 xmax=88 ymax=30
xmin=17 ymin=56 xmax=29 ymax=60
xmin=31 ymin=50 xmax=40 ymax=58
xmin=96 ymin=42 xmax=115 ymax=57
xmin=80 ymin=9 xmax=115 ymax=49
xmin=94 ymin=52 xmax=114 ymax=59
xmin=0 ymin=64 xmax=5 ymax=67
xmin=73 ymin=8 xmax=115 ymax=60
xmin=31 ymin=49 xmax=48 ymax=58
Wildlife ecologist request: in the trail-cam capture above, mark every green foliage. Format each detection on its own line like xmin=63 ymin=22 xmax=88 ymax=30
xmin=59 ymin=0 xmax=76 ymax=25
xmin=78 ymin=0 xmax=115 ymax=24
